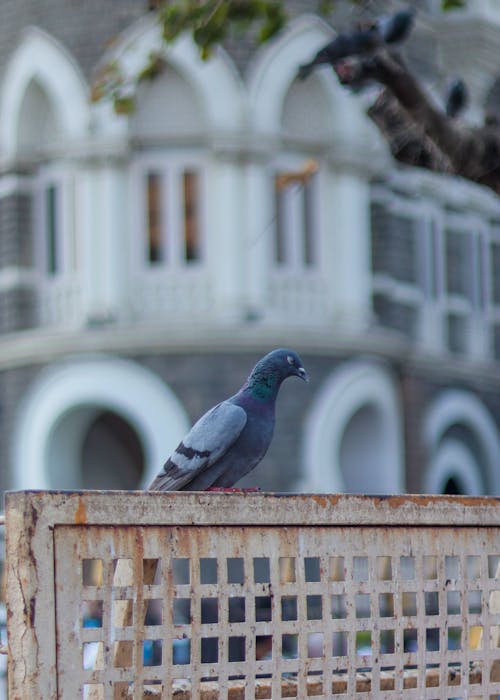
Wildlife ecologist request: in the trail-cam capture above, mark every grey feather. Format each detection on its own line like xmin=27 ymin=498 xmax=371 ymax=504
xmin=148 ymin=402 xmax=247 ymax=491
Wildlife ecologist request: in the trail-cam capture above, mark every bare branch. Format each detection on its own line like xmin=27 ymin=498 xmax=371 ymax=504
xmin=334 ymin=50 xmax=500 ymax=195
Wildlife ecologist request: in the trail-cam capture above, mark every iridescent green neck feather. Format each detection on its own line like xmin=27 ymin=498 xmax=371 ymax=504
xmin=247 ymin=367 xmax=279 ymax=402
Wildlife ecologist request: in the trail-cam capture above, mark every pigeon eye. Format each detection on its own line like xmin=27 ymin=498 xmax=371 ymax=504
xmin=287 ymin=355 xmax=295 ymax=366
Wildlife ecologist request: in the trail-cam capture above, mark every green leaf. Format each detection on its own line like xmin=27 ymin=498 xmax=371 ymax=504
xmin=113 ymin=95 xmax=136 ymax=115
xmin=90 ymin=61 xmax=123 ymax=103
xmin=137 ymin=52 xmax=165 ymax=82
xmin=258 ymin=16 xmax=284 ymax=42
xmin=258 ymin=1 xmax=286 ymax=42
xmin=441 ymin=0 xmax=465 ymax=8
xmin=228 ymin=1 xmax=261 ymax=21
xmin=317 ymin=0 xmax=334 ymax=15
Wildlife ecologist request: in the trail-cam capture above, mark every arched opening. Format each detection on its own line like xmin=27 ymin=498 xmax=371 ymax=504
xmin=443 ymin=476 xmax=462 ymax=495
xmin=131 ymin=65 xmax=204 ymax=141
xmin=424 ymin=436 xmax=485 ymax=496
xmin=338 ymin=404 xmax=384 ymax=494
xmin=281 ymin=74 xmax=334 ymax=143
xmin=13 ymin=356 xmax=190 ymax=490
xmin=423 ymin=390 xmax=500 ymax=495
xmin=46 ymin=405 xmax=145 ymax=489
xmin=302 ymin=361 xmax=404 ymax=493
xmin=17 ymin=78 xmax=60 ymax=154
xmin=0 ymin=27 xmax=88 ymax=158
xmin=0 ymin=28 xmax=90 ymax=327
xmin=82 ymin=410 xmax=145 ymax=489
xmin=127 ymin=54 xmax=212 ymax=318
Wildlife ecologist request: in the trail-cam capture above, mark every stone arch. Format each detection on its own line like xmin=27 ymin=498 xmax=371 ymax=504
xmin=247 ymin=14 xmax=373 ymax=142
xmin=423 ymin=390 xmax=500 ymax=495
xmin=302 ymin=360 xmax=404 ymax=493
xmin=12 ymin=356 xmax=190 ymax=489
xmin=424 ymin=438 xmax=484 ymax=495
xmin=0 ymin=26 xmax=89 ymax=157
xmin=94 ymin=14 xmax=244 ymax=138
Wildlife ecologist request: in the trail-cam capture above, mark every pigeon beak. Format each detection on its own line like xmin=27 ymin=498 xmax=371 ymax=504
xmin=297 ymin=366 xmax=309 ymax=382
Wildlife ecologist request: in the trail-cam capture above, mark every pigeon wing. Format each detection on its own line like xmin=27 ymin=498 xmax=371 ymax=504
xmin=148 ymin=401 xmax=247 ymax=491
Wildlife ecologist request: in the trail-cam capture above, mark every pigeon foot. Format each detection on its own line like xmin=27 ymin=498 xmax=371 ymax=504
xmin=206 ymin=487 xmax=261 ymax=492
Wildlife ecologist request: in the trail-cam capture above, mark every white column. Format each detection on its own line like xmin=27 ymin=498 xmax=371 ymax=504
xmin=205 ymin=156 xmax=245 ymax=322
xmin=99 ymin=165 xmax=128 ymax=320
xmin=76 ymin=166 xmax=100 ymax=321
xmin=242 ymin=161 xmax=271 ymax=319
xmin=76 ymin=162 xmax=127 ymax=323
xmin=418 ymin=210 xmax=446 ymax=353
xmin=328 ymin=172 xmax=372 ymax=331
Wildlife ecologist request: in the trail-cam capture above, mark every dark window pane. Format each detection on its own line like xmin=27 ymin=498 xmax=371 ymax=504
xmin=446 ymin=230 xmax=472 ymax=299
xmin=447 ymin=313 xmax=467 ymax=354
xmin=46 ymin=184 xmax=59 ymax=275
xmin=274 ymin=177 xmax=286 ymax=264
xmin=146 ymin=172 xmax=164 ymax=263
xmin=370 ymin=200 xmax=418 ymax=284
xmin=303 ymin=177 xmax=315 ymax=266
xmin=491 ymin=241 xmax=500 ymax=305
xmin=183 ymin=170 xmax=200 ymax=261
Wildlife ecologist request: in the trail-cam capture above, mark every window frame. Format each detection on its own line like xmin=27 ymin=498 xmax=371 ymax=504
xmin=130 ymin=153 xmax=207 ymax=271
xmin=270 ymin=157 xmax=321 ymax=271
xmin=34 ymin=164 xmax=76 ymax=279
xmin=370 ymin=179 xmax=495 ymax=358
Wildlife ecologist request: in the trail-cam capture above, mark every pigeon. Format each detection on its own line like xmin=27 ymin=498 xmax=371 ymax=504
xmin=148 ymin=348 xmax=308 ymax=491
xmin=298 ymin=8 xmax=416 ymax=81
xmin=298 ymin=26 xmax=381 ymax=80
xmin=445 ymin=77 xmax=469 ymax=118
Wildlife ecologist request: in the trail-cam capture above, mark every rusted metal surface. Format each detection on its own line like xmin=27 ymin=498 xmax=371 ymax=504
xmin=5 ymin=491 xmax=500 ymax=699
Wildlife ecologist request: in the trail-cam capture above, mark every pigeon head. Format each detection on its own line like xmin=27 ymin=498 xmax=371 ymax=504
xmin=378 ymin=8 xmax=415 ymax=45
xmin=246 ymin=348 xmax=308 ymax=400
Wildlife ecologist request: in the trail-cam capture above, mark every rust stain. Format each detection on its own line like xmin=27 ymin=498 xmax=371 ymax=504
xmin=310 ymin=494 xmax=342 ymax=509
xmin=74 ymin=497 xmax=87 ymax=525
xmin=310 ymin=495 xmax=328 ymax=509
xmin=373 ymin=494 xmax=500 ymax=509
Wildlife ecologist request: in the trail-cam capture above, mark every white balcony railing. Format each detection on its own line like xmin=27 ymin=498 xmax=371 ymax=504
xmin=131 ymin=270 xmax=214 ymax=321
xmin=267 ymin=270 xmax=329 ymax=323
xmin=39 ymin=277 xmax=83 ymax=329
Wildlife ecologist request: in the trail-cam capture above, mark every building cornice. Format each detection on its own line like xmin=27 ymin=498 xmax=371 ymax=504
xmin=0 ymin=322 xmax=498 ymax=387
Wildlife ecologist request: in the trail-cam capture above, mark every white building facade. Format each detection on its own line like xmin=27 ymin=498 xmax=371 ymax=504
xmin=0 ymin=1 xmax=499 ymax=497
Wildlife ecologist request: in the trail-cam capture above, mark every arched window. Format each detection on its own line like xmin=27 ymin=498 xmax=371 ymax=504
xmin=100 ymin=15 xmax=242 ymax=322
xmin=130 ymin=63 xmax=207 ymax=273
xmin=131 ymin=66 xmax=205 ymax=140
xmin=0 ymin=27 xmax=88 ymax=157
xmin=302 ymin=360 xmax=404 ymax=493
xmin=0 ymin=28 xmax=88 ymax=328
xmin=248 ymin=15 xmax=379 ymax=327
xmin=17 ymin=78 xmax=61 ymax=154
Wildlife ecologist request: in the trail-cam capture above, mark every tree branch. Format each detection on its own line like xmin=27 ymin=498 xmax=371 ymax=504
xmin=335 ymin=50 xmax=500 ymax=194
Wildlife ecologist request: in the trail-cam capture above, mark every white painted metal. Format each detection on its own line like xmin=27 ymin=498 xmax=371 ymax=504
xmin=6 ymin=492 xmax=500 ymax=699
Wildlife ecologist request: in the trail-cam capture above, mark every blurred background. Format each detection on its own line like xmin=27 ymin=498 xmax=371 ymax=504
xmin=1 ymin=0 xmax=500 ymax=692
xmin=0 ymin=2 xmax=498 ymax=501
